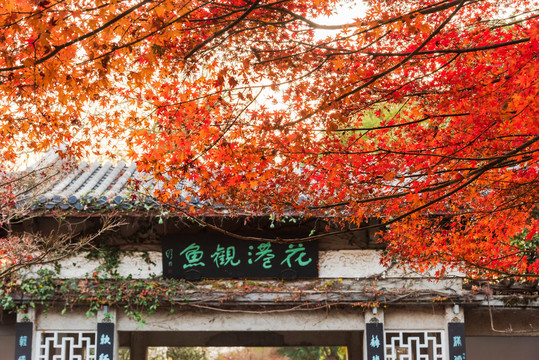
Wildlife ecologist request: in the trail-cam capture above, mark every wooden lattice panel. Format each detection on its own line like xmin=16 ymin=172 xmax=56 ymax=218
xmin=38 ymin=331 xmax=97 ymax=360
xmin=385 ymin=331 xmax=445 ymax=360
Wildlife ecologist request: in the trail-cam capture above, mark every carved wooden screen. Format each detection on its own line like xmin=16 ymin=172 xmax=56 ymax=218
xmin=385 ymin=331 xmax=445 ymax=360
xmin=37 ymin=331 xmax=97 ymax=360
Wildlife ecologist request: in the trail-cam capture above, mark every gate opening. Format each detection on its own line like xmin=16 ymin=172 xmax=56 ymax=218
xmin=120 ymin=346 xmax=348 ymax=360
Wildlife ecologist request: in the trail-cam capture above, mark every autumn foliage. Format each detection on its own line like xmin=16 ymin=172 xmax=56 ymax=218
xmin=1 ymin=0 xmax=538 ymax=278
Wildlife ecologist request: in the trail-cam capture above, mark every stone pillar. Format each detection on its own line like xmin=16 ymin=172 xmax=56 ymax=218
xmin=130 ymin=332 xmax=147 ymax=360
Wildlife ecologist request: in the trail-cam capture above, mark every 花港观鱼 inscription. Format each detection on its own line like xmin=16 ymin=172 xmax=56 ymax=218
xmin=162 ymin=235 xmax=318 ymax=280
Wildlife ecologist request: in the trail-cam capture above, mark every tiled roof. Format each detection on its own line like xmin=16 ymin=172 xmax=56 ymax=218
xmin=19 ymin=151 xmax=312 ymax=213
xmin=38 ymin=161 xmax=141 ymax=210
xmin=22 ymin=151 xmax=182 ymax=211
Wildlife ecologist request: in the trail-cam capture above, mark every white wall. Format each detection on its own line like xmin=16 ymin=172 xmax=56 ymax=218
xmin=39 ymin=250 xmax=462 ymax=282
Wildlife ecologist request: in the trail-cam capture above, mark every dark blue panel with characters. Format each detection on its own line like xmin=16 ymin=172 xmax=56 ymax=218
xmin=162 ymin=235 xmax=318 ymax=280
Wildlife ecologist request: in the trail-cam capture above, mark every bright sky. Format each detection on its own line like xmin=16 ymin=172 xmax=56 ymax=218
xmin=17 ymin=1 xmax=370 ymax=168
xmin=258 ymin=1 xmax=368 ymax=112
xmin=314 ymin=0 xmax=368 ymax=39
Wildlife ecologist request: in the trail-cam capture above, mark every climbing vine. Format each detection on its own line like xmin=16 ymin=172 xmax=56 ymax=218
xmin=1 ymin=246 xmax=534 ymax=324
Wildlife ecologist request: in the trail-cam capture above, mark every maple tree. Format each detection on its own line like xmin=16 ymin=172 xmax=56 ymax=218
xmin=0 ymin=164 xmax=119 ymax=280
xmin=1 ymin=0 xmax=538 ymax=278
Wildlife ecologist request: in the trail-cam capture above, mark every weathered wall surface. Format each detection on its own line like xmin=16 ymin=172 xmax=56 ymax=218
xmin=40 ymin=250 xmax=461 ymax=282
xmin=384 ymin=306 xmax=448 ymax=330
xmin=465 ymin=308 xmax=539 ymax=336
xmin=45 ymin=250 xmax=389 ymax=279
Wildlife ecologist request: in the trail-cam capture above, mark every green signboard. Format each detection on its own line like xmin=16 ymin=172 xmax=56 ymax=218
xmin=162 ymin=235 xmax=318 ymax=280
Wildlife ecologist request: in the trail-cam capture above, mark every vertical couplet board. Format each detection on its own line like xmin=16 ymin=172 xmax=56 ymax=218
xmin=448 ymin=322 xmax=466 ymax=360
xmin=366 ymin=322 xmax=385 ymax=360
xmin=97 ymin=323 xmax=115 ymax=360
xmin=14 ymin=322 xmax=32 ymax=360
xmin=162 ymin=234 xmax=318 ymax=280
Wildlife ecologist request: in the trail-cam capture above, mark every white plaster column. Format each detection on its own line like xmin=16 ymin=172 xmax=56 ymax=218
xmin=445 ymin=304 xmax=465 ymax=324
xmin=365 ymin=307 xmax=385 ymax=324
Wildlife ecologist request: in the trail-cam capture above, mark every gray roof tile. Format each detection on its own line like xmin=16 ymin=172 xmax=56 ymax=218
xmin=33 ymin=160 xmax=158 ymax=210
xmin=29 ymin=158 xmax=211 ymax=211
